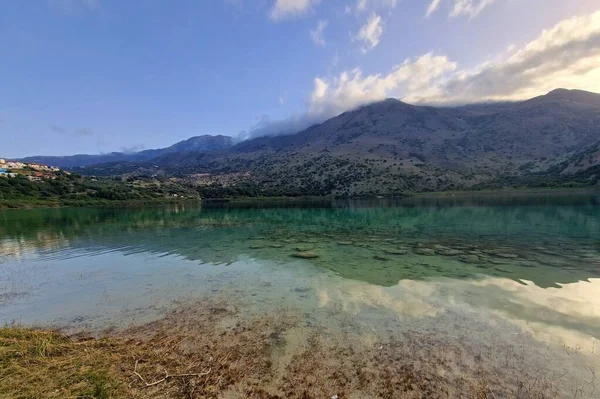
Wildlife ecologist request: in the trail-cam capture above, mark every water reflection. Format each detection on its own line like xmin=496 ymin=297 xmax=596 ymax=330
xmin=2 ymin=192 xmax=600 ymax=397
xmin=1 ymin=192 xmax=599 ymax=288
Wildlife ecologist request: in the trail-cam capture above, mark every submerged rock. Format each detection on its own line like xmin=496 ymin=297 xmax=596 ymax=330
xmin=292 ymin=251 xmax=319 ymax=259
xmin=268 ymin=331 xmax=286 ymax=347
xmin=414 ymin=248 xmax=436 ymax=256
xmin=374 ymin=255 xmax=390 ymax=261
xmin=459 ymin=255 xmax=480 ymax=263
xmin=383 ymin=249 xmax=408 ymax=255
xmin=437 ymin=249 xmax=463 ymax=256
xmin=249 ymin=244 xmax=265 ymax=249
xmin=495 ymin=253 xmax=520 ymax=259
xmin=269 ymin=244 xmax=284 ymax=248
xmin=494 ymin=267 xmax=514 ymax=274
xmin=434 ymin=244 xmax=451 ymax=251
xmin=488 ymin=259 xmax=510 ymax=265
xmin=337 ymin=241 xmax=354 ymax=246
xmin=295 ymin=246 xmax=314 ymax=252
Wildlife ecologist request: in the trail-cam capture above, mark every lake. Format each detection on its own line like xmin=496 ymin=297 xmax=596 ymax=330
xmin=1 ymin=192 xmax=600 ymax=397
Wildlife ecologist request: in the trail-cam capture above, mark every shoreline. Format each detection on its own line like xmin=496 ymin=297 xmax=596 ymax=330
xmin=2 ymin=187 xmax=599 ymax=210
xmin=0 ymin=297 xmax=570 ymax=399
xmin=412 ymin=186 xmax=600 ymax=197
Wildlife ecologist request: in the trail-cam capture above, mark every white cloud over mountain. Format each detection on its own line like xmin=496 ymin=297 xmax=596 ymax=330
xmin=310 ymin=53 xmax=456 ymax=115
xmin=316 ymin=10 xmax=600 ymax=108
xmin=247 ymin=9 xmax=600 ymax=138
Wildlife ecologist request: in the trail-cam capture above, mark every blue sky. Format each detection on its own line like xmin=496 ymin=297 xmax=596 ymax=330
xmin=2 ymin=0 xmax=600 ymax=158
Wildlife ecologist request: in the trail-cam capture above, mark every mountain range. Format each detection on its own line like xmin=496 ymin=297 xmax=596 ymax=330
xmin=19 ymin=135 xmax=233 ymax=168
xmin=16 ymin=89 xmax=600 ymax=195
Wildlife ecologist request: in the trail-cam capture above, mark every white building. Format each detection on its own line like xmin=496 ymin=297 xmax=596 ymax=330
xmin=6 ymin=161 xmax=25 ymax=169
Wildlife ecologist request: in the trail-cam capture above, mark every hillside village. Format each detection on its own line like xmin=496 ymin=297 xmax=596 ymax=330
xmin=0 ymin=158 xmax=64 ymax=181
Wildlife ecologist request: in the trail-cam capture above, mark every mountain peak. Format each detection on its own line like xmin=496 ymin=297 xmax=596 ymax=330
xmin=543 ymin=88 xmax=600 ymax=106
xmin=546 ymin=88 xmax=572 ymax=96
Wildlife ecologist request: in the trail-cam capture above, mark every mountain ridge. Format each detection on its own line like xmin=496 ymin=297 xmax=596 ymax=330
xmin=17 ymin=135 xmax=234 ymax=168
xmin=16 ymin=88 xmax=600 ymax=196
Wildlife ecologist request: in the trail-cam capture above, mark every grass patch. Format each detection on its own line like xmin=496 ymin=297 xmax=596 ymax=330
xmin=0 ymin=328 xmax=126 ymax=398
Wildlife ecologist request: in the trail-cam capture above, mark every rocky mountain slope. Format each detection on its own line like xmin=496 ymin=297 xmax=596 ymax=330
xmin=19 ymin=135 xmax=233 ymax=168
xmin=44 ymin=89 xmax=600 ymax=195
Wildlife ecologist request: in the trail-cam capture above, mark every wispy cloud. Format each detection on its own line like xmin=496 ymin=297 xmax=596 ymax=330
xmin=120 ymin=144 xmax=145 ymax=153
xmin=269 ymin=0 xmax=320 ymax=21
xmin=51 ymin=0 xmax=99 ymax=13
xmin=354 ymin=13 xmax=383 ymax=53
xmin=354 ymin=0 xmax=398 ymax=13
xmin=51 ymin=125 xmax=95 ymax=137
xmin=50 ymin=125 xmax=67 ymax=134
xmin=310 ymin=20 xmax=328 ymax=47
xmin=425 ymin=0 xmax=442 ymax=17
xmin=74 ymin=127 xmax=95 ymax=137
xmin=426 ymin=0 xmax=498 ymax=19
xmin=223 ymin=0 xmax=243 ymax=10
xmin=82 ymin=0 xmax=98 ymax=8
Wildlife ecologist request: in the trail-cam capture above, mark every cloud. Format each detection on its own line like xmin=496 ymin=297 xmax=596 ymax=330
xmin=73 ymin=128 xmax=95 ymax=137
xmin=238 ymin=113 xmax=324 ymax=140
xmin=242 ymin=53 xmax=456 ymax=139
xmin=82 ymin=0 xmax=98 ymax=8
xmin=426 ymin=0 xmax=498 ymax=18
xmin=120 ymin=145 xmax=145 ymax=153
xmin=425 ymin=0 xmax=442 ymax=17
xmin=431 ymin=9 xmax=600 ymax=103
xmin=245 ymin=10 xmax=600 ymax=139
xmin=52 ymin=0 xmax=99 ymax=12
xmin=354 ymin=0 xmax=398 ymax=13
xmin=269 ymin=0 xmax=320 ymax=20
xmin=310 ymin=53 xmax=457 ymax=115
xmin=355 ymin=13 xmax=383 ymax=53
xmin=310 ymin=20 xmax=328 ymax=47
xmin=316 ymin=9 xmax=600 ymax=107
xmin=224 ymin=0 xmax=243 ymax=10
xmin=50 ymin=125 xmax=67 ymax=134
xmin=51 ymin=125 xmax=97 ymax=137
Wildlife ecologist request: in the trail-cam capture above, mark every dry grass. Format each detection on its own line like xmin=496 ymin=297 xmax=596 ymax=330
xmin=0 ymin=299 xmax=561 ymax=399
xmin=0 ymin=327 xmax=125 ymax=398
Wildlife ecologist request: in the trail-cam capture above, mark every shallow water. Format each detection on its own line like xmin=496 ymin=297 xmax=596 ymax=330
xmin=2 ymin=192 xmax=600 ymax=396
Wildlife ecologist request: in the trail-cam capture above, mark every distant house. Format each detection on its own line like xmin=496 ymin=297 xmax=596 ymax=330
xmin=0 ymin=168 xmax=7 ymax=175
xmin=6 ymin=161 xmax=24 ymax=169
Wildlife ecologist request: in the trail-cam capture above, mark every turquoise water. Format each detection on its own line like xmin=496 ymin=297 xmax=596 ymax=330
xmin=1 ymin=192 xmax=600 ymax=396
